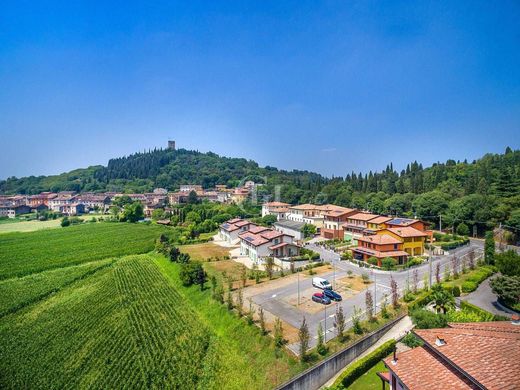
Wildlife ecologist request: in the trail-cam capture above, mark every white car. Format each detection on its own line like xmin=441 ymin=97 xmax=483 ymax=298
xmin=312 ymin=277 xmax=332 ymax=290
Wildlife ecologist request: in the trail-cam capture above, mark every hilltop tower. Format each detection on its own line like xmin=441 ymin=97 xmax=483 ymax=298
xmin=168 ymin=140 xmax=176 ymax=150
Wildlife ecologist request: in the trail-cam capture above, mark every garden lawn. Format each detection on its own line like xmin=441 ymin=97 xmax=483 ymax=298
xmin=348 ymin=360 xmax=389 ymax=390
xmin=0 ymin=222 xmax=169 ymax=279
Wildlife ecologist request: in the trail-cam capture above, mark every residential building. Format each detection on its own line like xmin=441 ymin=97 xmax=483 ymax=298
xmin=352 ymin=234 xmax=409 ymax=265
xmin=76 ymin=194 xmax=111 ymax=212
xmin=342 ymin=212 xmax=380 ymax=241
xmin=239 ymin=225 xmax=300 ymax=265
xmin=231 ymin=188 xmax=250 ymax=203
xmin=286 ymin=204 xmax=348 ymax=229
xmin=322 ymin=207 xmax=358 ymax=239
xmin=261 ymin=201 xmax=291 ymax=219
xmin=59 ymin=203 xmax=85 ymax=216
xmin=0 ymin=205 xmax=32 ymax=218
xmin=377 ymin=227 xmax=428 ymax=256
xmin=26 ymin=192 xmax=57 ymax=207
xmin=49 ymin=194 xmax=78 ymax=212
xmin=180 ymin=184 xmax=203 ymax=193
xmin=219 ymin=218 xmax=255 ymax=244
xmin=273 ymin=219 xmax=306 ymax=242
xmin=381 ymin=321 xmax=520 ymax=390
xmin=31 ymin=204 xmax=49 ymax=213
xmin=384 ymin=217 xmax=428 ymax=232
xmin=365 ymin=215 xmax=392 ymax=232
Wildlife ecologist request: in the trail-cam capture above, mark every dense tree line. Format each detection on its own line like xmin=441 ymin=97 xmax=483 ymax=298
xmin=1 ymin=147 xmax=518 ymax=236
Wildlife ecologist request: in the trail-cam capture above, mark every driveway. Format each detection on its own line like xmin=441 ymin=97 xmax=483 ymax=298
xmin=461 ymin=276 xmax=516 ymax=319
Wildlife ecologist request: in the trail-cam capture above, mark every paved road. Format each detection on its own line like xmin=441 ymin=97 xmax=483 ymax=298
xmin=461 ymin=276 xmax=516 ymax=319
xmin=250 ymin=239 xmax=484 ymax=353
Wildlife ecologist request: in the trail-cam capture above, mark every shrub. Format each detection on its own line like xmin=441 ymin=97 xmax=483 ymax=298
xmin=461 ymin=281 xmax=477 ymax=293
xmin=401 ymin=332 xmax=423 ymax=348
xmin=403 ymin=291 xmax=416 ymax=303
xmin=459 ymin=300 xmax=496 ymax=321
xmin=335 ymin=339 xmax=396 ymax=388
xmin=410 ymin=309 xmax=448 ymax=329
xmin=407 ymin=291 xmax=433 ymax=312
xmin=367 ymin=256 xmax=378 ymax=266
xmin=452 ymin=286 xmax=461 ymax=297
xmin=490 ymin=275 xmax=520 ymax=308
xmin=495 ymin=250 xmax=520 ymax=277
xmin=381 ymin=257 xmax=397 ymax=270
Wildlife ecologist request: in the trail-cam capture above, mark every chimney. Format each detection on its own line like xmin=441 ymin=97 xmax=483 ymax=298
xmin=391 ymin=346 xmax=398 ymax=365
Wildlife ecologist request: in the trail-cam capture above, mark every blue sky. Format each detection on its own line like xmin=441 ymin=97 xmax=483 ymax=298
xmin=1 ymin=1 xmax=519 ymax=179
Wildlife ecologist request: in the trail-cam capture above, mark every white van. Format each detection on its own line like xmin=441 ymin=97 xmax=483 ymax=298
xmin=312 ymin=277 xmax=332 ymax=290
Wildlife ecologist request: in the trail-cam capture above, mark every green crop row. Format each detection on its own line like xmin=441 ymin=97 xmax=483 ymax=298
xmin=0 ymin=223 xmax=169 ymax=279
xmin=0 ymin=255 xmax=219 ymax=389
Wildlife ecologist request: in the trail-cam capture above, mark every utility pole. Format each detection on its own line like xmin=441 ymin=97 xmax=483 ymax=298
xmin=297 ymin=269 xmax=300 ymax=306
xmin=439 ymin=214 xmax=442 ymax=232
xmin=373 ymin=270 xmax=377 ymax=311
xmin=429 ymin=235 xmax=433 ymax=288
xmin=324 ymin=305 xmax=327 ymax=343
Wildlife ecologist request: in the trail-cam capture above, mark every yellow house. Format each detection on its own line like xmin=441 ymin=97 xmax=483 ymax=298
xmin=376 ymin=227 xmax=428 ymax=256
xmin=366 ymin=216 xmax=392 ymax=232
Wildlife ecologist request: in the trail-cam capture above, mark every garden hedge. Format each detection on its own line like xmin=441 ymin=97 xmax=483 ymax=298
xmin=407 ymin=291 xmax=433 ymax=312
xmin=461 ymin=281 xmax=478 ymax=293
xmin=459 ymin=300 xmax=496 ymax=321
xmin=334 ymin=339 xmax=397 ymax=389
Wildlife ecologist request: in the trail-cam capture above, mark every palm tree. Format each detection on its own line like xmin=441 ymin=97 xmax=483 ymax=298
xmin=431 ymin=284 xmax=455 ymax=314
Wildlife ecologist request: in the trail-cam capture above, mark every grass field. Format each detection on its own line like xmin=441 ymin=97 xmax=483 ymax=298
xmin=0 ymin=223 xmax=169 ymax=279
xmin=0 ymin=218 xmax=62 ymax=233
xmin=180 ymin=241 xmax=231 ymax=261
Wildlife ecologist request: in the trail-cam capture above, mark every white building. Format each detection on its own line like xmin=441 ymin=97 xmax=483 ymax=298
xmin=273 ymin=219 xmax=306 ymax=242
xmin=261 ymin=201 xmax=291 ymax=219
xmin=239 ymin=225 xmax=300 ymax=266
xmin=218 ymin=218 xmax=255 ymax=245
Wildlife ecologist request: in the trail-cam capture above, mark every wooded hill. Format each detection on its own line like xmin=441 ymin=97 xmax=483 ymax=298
xmin=1 ymin=147 xmax=519 ymax=233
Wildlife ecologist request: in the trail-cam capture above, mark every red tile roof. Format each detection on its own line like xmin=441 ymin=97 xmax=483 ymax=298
xmin=357 ymin=234 xmax=402 ymax=245
xmin=386 ymin=227 xmax=428 ymax=238
xmin=368 ymin=216 xmax=392 ymax=225
xmin=387 ymin=322 xmax=520 ymax=390
xmin=384 ymin=345 xmax=474 ymax=389
xmin=348 ymin=212 xmax=380 ymax=222
xmin=263 ymin=201 xmax=291 ymax=207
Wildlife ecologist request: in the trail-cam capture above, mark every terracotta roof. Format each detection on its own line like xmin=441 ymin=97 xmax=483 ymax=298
xmin=357 ymin=234 xmax=401 ymax=245
xmin=269 ymin=242 xmax=289 ymax=250
xmin=386 ymin=227 xmax=428 ymax=238
xmin=384 ymin=345 xmax=474 ymax=390
xmin=348 ymin=212 xmax=380 ymax=222
xmin=324 ymin=208 xmax=357 ymax=218
xmin=368 ymin=216 xmax=392 ymax=225
xmin=414 ymin=323 xmax=520 ymax=389
xmin=290 ymin=203 xmax=318 ymax=210
xmin=263 ymin=201 xmax=291 ymax=207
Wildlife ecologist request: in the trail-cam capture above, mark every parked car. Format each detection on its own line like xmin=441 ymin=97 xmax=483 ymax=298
xmin=323 ymin=289 xmax=342 ymax=301
xmin=312 ymin=292 xmax=331 ymax=305
xmin=312 ymin=277 xmax=332 ymax=290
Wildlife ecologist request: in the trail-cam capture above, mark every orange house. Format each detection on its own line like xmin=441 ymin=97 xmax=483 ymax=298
xmin=352 ymin=234 xmax=409 ymax=266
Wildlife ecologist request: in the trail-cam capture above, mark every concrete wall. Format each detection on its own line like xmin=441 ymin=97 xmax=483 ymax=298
xmin=276 ymin=314 xmax=405 ymax=390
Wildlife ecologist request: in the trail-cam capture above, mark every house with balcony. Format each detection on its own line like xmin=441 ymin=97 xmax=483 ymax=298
xmin=76 ymin=194 xmax=111 ymax=212
xmin=261 ymin=201 xmax=291 ymax=220
xmin=49 ymin=194 xmax=79 ymax=212
xmin=231 ymin=188 xmax=250 ymax=203
xmin=342 ymin=212 xmax=380 ymax=242
xmin=219 ymin=218 xmax=255 ymax=244
xmin=321 ymin=207 xmax=358 ymax=239
xmin=58 ymin=203 xmax=85 ymax=216
xmin=365 ymin=215 xmax=392 ymax=233
xmin=377 ymin=226 xmax=428 ymax=256
xmin=239 ymin=226 xmax=300 ymax=266
xmin=26 ymin=192 xmax=57 ymax=207
xmin=380 ymin=320 xmax=520 ymax=390
xmin=352 ymin=234 xmax=409 ymax=265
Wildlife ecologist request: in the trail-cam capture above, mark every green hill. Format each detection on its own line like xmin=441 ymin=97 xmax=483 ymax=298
xmin=1 ymin=147 xmax=519 ymax=234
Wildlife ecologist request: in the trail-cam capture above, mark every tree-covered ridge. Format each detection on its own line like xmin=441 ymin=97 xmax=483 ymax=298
xmin=0 ymin=147 xmax=518 ymax=233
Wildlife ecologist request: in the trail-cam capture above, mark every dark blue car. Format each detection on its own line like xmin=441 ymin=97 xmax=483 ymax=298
xmin=323 ymin=289 xmax=342 ymax=301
